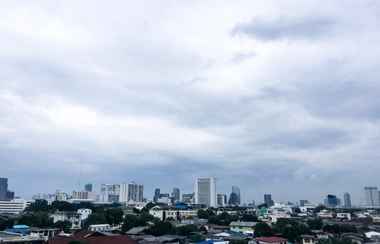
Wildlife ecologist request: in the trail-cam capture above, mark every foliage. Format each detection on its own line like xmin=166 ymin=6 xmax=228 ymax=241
xmin=53 ymin=220 xmax=72 ymax=233
xmin=208 ymin=212 xmax=238 ymax=225
xmin=26 ymin=200 xmax=50 ymax=212
xmin=240 ymin=214 xmax=258 ymax=222
xmin=273 ymin=218 xmax=310 ymax=242
xmin=121 ymin=213 xmax=156 ymax=232
xmin=254 ymin=222 xmax=273 ymax=237
xmin=197 ymin=209 xmax=215 ymax=219
xmin=323 ymin=224 xmax=357 ymax=234
xmin=175 ymin=224 xmax=198 ymax=236
xmin=84 ymin=213 xmax=107 ymax=227
xmin=146 ymin=221 xmax=175 ymax=236
xmin=307 ymin=218 xmax=323 ymax=230
xmin=105 ymin=208 xmax=124 ymax=225
xmin=189 ymin=233 xmax=204 ymax=242
xmin=17 ymin=212 xmax=53 ymax=227
xmin=0 ymin=217 xmax=14 ymax=231
xmin=229 ymin=240 xmax=248 ymax=244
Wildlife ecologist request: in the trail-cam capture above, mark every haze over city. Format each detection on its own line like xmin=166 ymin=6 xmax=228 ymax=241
xmin=2 ymin=0 xmax=380 ymax=204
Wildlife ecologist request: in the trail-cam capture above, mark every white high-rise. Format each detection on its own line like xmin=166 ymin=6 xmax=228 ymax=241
xmin=195 ymin=177 xmax=216 ymax=207
xmin=364 ymin=186 xmax=380 ymax=207
xmin=120 ymin=182 xmax=144 ymax=203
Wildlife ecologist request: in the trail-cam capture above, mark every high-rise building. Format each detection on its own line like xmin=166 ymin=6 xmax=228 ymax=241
xmin=84 ymin=184 xmax=93 ymax=192
xmin=343 ymin=192 xmax=352 ymax=208
xmin=299 ymin=200 xmax=309 ymax=207
xmin=154 ymin=188 xmax=160 ymax=202
xmin=324 ymin=194 xmax=340 ymax=208
xmin=264 ymin=194 xmax=274 ymax=207
xmin=0 ymin=178 xmax=8 ymax=201
xmin=172 ymin=188 xmax=180 ymax=203
xmin=120 ymin=182 xmax=144 ymax=203
xmin=217 ymin=193 xmax=227 ymax=207
xmin=364 ymin=187 xmax=380 ymax=207
xmin=195 ymin=177 xmax=216 ymax=207
xmin=228 ymin=186 xmax=241 ymax=206
xmin=182 ymin=193 xmax=194 ymax=204
xmin=100 ymin=184 xmax=120 ymax=203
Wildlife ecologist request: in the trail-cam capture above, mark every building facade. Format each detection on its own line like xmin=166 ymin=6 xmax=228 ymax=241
xmin=364 ymin=187 xmax=380 ymax=208
xmin=194 ymin=177 xmax=216 ymax=207
xmin=120 ymin=182 xmax=144 ymax=203
xmin=343 ymin=192 xmax=352 ymax=208
xmin=172 ymin=188 xmax=180 ymax=203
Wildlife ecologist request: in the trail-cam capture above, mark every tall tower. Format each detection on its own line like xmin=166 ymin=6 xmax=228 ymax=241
xmin=364 ymin=187 xmax=380 ymax=207
xmin=343 ymin=192 xmax=352 ymax=208
xmin=194 ymin=177 xmax=216 ymax=207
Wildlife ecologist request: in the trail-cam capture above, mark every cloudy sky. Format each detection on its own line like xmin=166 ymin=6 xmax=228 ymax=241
xmin=1 ymin=0 xmax=380 ymax=204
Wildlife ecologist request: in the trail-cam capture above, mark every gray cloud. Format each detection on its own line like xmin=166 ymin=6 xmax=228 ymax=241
xmin=1 ymin=0 xmax=380 ymax=204
xmin=232 ymin=16 xmax=335 ymax=41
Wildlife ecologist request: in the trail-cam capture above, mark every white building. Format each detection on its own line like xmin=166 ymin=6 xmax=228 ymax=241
xmin=195 ymin=177 xmax=216 ymax=207
xmin=0 ymin=199 xmax=27 ymax=215
xmin=51 ymin=212 xmax=82 ymax=229
xmin=364 ymin=187 xmax=380 ymax=208
xmin=100 ymin=184 xmax=120 ymax=203
xmin=149 ymin=206 xmax=197 ymax=221
xmin=119 ymin=182 xmax=144 ymax=203
xmin=89 ymin=224 xmax=111 ymax=232
xmin=77 ymin=208 xmax=92 ymax=221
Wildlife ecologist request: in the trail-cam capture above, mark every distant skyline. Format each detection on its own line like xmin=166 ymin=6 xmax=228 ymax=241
xmin=2 ymin=1 xmax=380 ymax=204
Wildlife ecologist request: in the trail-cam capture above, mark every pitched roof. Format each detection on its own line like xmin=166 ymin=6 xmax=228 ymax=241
xmin=256 ymin=237 xmax=287 ymax=243
xmin=49 ymin=231 xmax=138 ymax=244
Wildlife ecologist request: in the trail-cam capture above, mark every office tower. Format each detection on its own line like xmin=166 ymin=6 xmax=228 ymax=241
xmin=182 ymin=193 xmax=194 ymax=204
xmin=172 ymin=188 xmax=180 ymax=203
xmin=55 ymin=190 xmax=69 ymax=201
xmin=343 ymin=192 xmax=352 ymax=208
xmin=324 ymin=194 xmax=340 ymax=208
xmin=120 ymin=182 xmax=144 ymax=203
xmin=299 ymin=200 xmax=309 ymax=207
xmin=84 ymin=183 xmax=93 ymax=192
xmin=195 ymin=177 xmax=216 ymax=207
xmin=228 ymin=186 xmax=241 ymax=206
xmin=0 ymin=178 xmax=8 ymax=201
xmin=100 ymin=184 xmax=120 ymax=202
xmin=364 ymin=187 xmax=380 ymax=207
xmin=154 ymin=188 xmax=160 ymax=202
xmin=264 ymin=194 xmax=274 ymax=207
xmin=217 ymin=193 xmax=227 ymax=207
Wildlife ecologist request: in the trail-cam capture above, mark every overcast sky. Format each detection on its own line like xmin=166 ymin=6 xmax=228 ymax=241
xmin=1 ymin=0 xmax=380 ymax=205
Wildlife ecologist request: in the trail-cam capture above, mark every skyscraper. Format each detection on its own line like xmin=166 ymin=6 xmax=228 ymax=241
xmin=100 ymin=184 xmax=120 ymax=202
xmin=217 ymin=193 xmax=227 ymax=207
xmin=172 ymin=188 xmax=180 ymax=203
xmin=264 ymin=194 xmax=274 ymax=207
xmin=324 ymin=194 xmax=340 ymax=208
xmin=84 ymin=183 xmax=93 ymax=192
xmin=120 ymin=182 xmax=143 ymax=203
xmin=195 ymin=177 xmax=216 ymax=207
xmin=153 ymin=188 xmax=160 ymax=202
xmin=228 ymin=186 xmax=241 ymax=206
xmin=343 ymin=192 xmax=352 ymax=208
xmin=364 ymin=187 xmax=380 ymax=207
xmin=0 ymin=178 xmax=8 ymax=201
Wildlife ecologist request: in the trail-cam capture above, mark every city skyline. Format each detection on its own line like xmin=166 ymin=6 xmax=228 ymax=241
xmin=2 ymin=1 xmax=380 ymax=203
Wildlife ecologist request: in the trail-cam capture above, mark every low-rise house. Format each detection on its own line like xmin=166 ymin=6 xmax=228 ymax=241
xmin=88 ymin=224 xmax=112 ymax=232
xmin=336 ymin=213 xmax=352 ymax=220
xmin=50 ymin=211 xmax=82 ymax=229
xmin=149 ymin=206 xmax=197 ymax=221
xmin=229 ymin=221 xmax=256 ymax=235
xmin=256 ymin=237 xmax=287 ymax=244
xmin=300 ymin=235 xmax=317 ymax=244
xmin=0 ymin=231 xmax=45 ymax=243
xmin=49 ymin=230 xmax=137 ymax=244
xmin=77 ymin=208 xmax=92 ymax=221
xmin=317 ymin=210 xmax=334 ymax=219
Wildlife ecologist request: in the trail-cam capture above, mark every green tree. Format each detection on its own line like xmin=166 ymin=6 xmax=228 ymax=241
xmin=254 ymin=222 xmax=273 ymax=237
xmin=17 ymin=212 xmax=53 ymax=227
xmin=241 ymin=214 xmax=258 ymax=222
xmin=105 ymin=208 xmax=124 ymax=225
xmin=307 ymin=218 xmax=323 ymax=230
xmin=146 ymin=221 xmax=174 ymax=236
xmin=176 ymin=224 xmax=198 ymax=236
xmin=0 ymin=217 xmax=14 ymax=231
xmin=197 ymin=209 xmax=214 ymax=219
xmin=84 ymin=213 xmax=107 ymax=228
xmin=26 ymin=200 xmax=50 ymax=212
xmin=53 ymin=220 xmax=72 ymax=233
